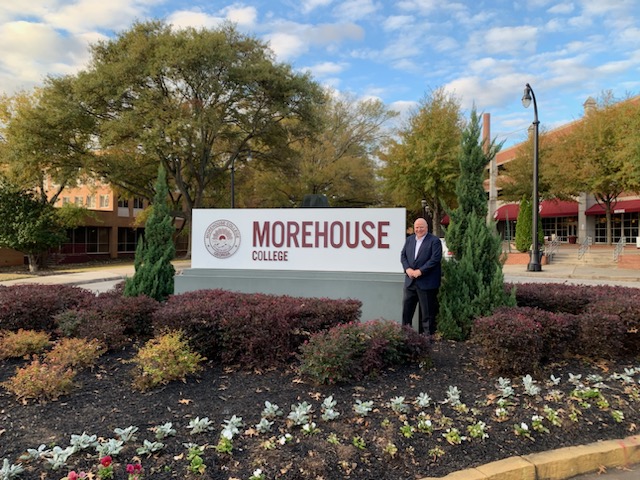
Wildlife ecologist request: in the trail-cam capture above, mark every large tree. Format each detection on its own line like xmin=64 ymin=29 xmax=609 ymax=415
xmin=546 ymin=93 xmax=640 ymax=244
xmin=379 ymin=88 xmax=463 ymax=236
xmin=72 ymin=21 xmax=323 ymax=237
xmin=0 ymin=82 xmax=94 ymax=204
xmin=243 ymin=92 xmax=396 ymax=207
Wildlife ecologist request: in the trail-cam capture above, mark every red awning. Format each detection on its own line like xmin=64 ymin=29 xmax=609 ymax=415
xmin=585 ymin=199 xmax=640 ymax=215
xmin=539 ymin=200 xmax=578 ymax=217
xmin=493 ymin=204 xmax=519 ymax=221
xmin=440 ymin=214 xmax=450 ymax=226
xmin=493 ymin=200 xmax=578 ymax=221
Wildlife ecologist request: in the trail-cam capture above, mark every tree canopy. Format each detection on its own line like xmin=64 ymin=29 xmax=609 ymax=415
xmin=545 ymin=93 xmax=640 ymax=244
xmin=70 ymin=20 xmax=324 ymax=227
xmin=243 ymin=92 xmax=396 ymax=207
xmin=379 ymin=88 xmax=463 ymax=235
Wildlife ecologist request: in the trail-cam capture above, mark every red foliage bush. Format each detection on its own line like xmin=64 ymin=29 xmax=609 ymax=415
xmin=298 ymin=320 xmax=430 ymax=384
xmin=586 ymin=296 xmax=640 ymax=355
xmin=152 ymin=289 xmax=361 ymax=369
xmin=473 ymin=307 xmax=545 ymax=376
xmin=0 ymin=284 xmax=94 ymax=333
xmin=508 ymin=282 xmax=591 ymax=314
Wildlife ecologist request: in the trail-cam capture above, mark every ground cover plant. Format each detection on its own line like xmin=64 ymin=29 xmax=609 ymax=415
xmin=0 ymin=282 xmax=639 ymax=479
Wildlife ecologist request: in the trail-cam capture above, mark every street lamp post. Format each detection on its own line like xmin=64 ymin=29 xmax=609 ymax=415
xmin=230 ymin=156 xmax=236 ymax=209
xmin=522 ymin=83 xmax=542 ymax=272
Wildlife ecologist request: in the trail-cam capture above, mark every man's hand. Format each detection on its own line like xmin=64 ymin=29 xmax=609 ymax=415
xmin=405 ymin=268 xmax=422 ymax=279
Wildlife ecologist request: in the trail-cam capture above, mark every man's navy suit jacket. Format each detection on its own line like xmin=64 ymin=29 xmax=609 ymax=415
xmin=400 ymin=232 xmax=443 ymax=290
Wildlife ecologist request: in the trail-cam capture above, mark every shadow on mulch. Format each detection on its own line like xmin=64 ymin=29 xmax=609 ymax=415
xmin=1 ymin=340 xmax=638 ymax=479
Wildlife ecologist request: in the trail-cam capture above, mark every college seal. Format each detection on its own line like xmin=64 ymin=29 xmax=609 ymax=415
xmin=204 ymin=220 xmax=241 ymax=258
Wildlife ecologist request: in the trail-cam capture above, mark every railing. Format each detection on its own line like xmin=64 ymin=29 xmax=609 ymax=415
xmin=577 ymin=236 xmax=592 ymax=260
xmin=613 ymin=237 xmax=625 ymax=262
xmin=545 ymin=237 xmax=560 ymax=263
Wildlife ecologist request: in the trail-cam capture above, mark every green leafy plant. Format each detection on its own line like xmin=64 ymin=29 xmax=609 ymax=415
xmin=130 ymin=331 xmax=205 ymax=391
xmin=185 ymin=444 xmax=207 ymax=474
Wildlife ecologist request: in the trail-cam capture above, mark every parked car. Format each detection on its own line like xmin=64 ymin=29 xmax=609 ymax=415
xmin=440 ymin=237 xmax=453 ymax=260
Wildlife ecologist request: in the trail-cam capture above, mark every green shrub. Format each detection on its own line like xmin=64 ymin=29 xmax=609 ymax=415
xmin=0 ymin=329 xmax=51 ymax=359
xmin=130 ymin=331 xmax=205 ymax=391
xmin=2 ymin=357 xmax=76 ymax=402
xmin=298 ymin=320 xmax=430 ymax=385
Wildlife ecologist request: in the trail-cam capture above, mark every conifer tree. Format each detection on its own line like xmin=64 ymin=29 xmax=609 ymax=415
xmin=439 ymin=109 xmax=515 ymax=341
xmin=124 ymin=165 xmax=176 ymax=301
xmin=514 ymin=195 xmax=544 ymax=253
xmin=515 ymin=195 xmax=533 ymax=252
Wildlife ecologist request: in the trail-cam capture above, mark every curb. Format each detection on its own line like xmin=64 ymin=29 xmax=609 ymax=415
xmin=420 ymin=435 xmax=640 ymax=479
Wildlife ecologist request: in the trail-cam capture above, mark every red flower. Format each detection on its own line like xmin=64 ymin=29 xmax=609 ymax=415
xmin=68 ymin=472 xmax=79 ymax=480
xmin=100 ymin=456 xmax=112 ymax=468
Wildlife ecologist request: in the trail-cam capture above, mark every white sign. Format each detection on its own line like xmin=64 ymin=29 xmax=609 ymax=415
xmin=192 ymin=208 xmax=406 ymax=273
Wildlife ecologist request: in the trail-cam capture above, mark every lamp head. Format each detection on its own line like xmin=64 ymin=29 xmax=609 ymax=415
xmin=421 ymin=199 xmax=427 ymax=209
xmin=522 ymin=84 xmax=532 ymax=108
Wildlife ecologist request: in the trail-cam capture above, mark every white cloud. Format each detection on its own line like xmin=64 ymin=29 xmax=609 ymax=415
xmin=265 ymin=32 xmax=308 ymax=60
xmin=303 ymin=61 xmax=347 ymax=77
xmin=332 ymin=0 xmax=378 ymax=22
xmin=383 ymin=15 xmax=414 ymax=32
xmin=300 ymin=0 xmax=334 ymax=14
xmin=221 ymin=6 xmax=258 ymax=27
xmin=547 ymin=2 xmax=574 ymax=14
xmin=167 ymin=11 xmax=224 ymax=30
xmin=0 ymin=20 xmax=95 ymax=94
xmin=470 ymin=26 xmax=538 ymax=56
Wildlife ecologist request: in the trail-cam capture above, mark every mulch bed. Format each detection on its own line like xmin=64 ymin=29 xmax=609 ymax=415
xmin=1 ymin=339 xmax=639 ymax=479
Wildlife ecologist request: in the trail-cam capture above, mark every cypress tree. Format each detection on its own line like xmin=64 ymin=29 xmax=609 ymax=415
xmin=124 ymin=165 xmax=176 ymax=301
xmin=438 ymin=109 xmax=515 ymax=341
xmin=515 ymin=195 xmax=533 ymax=252
xmin=514 ymin=195 xmax=544 ymax=253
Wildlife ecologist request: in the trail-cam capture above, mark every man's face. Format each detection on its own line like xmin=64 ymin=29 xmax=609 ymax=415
xmin=413 ymin=219 xmax=428 ymax=239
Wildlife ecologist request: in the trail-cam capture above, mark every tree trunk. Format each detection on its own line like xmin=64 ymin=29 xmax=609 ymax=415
xmin=27 ymin=254 xmax=40 ymax=273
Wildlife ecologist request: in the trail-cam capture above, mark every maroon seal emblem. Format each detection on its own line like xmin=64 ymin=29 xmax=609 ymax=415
xmin=204 ymin=220 xmax=241 ymax=258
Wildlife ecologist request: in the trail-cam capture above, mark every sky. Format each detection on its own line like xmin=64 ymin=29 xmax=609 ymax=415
xmin=0 ymin=0 xmax=639 ymax=147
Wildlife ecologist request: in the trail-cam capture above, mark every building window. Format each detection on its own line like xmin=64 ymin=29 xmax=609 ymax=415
xmin=117 ymin=198 xmax=129 ymax=208
xmin=61 ymin=227 xmax=110 ymax=255
xmin=74 ymin=196 xmax=83 ymax=206
xmin=62 ymin=197 xmax=71 ymax=205
xmin=118 ymin=228 xmax=143 ymax=253
xmin=99 ymin=195 xmax=110 ymax=208
xmin=133 ymin=197 xmax=144 ymax=209
xmin=86 ymin=195 xmax=96 ymax=208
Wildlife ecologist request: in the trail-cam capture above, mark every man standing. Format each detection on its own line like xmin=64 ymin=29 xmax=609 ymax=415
xmin=401 ymin=217 xmax=442 ymax=335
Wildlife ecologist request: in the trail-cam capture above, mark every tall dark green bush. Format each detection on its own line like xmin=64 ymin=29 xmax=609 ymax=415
xmin=439 ymin=109 xmax=515 ymax=341
xmin=514 ymin=195 xmax=544 ymax=253
xmin=124 ymin=165 xmax=175 ymax=301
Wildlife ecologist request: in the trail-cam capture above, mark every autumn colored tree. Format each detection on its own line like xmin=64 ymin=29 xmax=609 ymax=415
xmin=545 ymin=93 xmax=640 ymax=244
xmin=379 ymin=88 xmax=463 ymax=236
xmin=243 ymin=92 xmax=396 ymax=208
